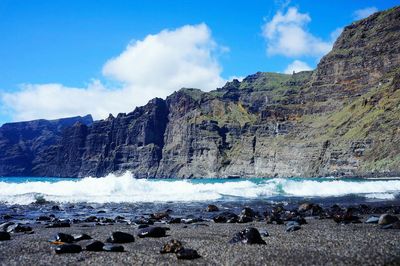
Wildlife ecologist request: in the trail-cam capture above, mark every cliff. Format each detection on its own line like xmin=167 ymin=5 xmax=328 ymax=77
xmin=0 ymin=6 xmax=399 ymax=178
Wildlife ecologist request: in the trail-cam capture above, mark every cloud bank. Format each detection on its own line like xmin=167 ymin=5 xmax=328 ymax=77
xmin=1 ymin=24 xmax=226 ymax=121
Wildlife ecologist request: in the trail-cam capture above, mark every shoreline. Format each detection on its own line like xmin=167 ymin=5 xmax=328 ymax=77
xmin=1 ymin=202 xmax=400 ymax=265
xmin=1 ymin=218 xmax=400 ymax=265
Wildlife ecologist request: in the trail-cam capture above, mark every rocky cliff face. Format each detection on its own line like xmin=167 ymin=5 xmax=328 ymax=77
xmin=0 ymin=6 xmax=399 ymax=178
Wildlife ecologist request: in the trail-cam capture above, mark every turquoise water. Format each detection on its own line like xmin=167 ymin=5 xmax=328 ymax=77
xmin=0 ymin=174 xmax=399 ymax=205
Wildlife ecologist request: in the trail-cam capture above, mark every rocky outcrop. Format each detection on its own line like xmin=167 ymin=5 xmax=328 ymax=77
xmin=0 ymin=6 xmax=399 ymax=178
xmin=0 ymin=115 xmax=93 ymax=176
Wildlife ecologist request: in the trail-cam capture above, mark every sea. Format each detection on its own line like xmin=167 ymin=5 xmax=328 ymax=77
xmin=1 ymin=172 xmax=400 ymax=221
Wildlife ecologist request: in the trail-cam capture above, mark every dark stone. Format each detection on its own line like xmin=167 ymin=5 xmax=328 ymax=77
xmin=0 ymin=232 xmax=11 ymax=241
xmin=160 ymin=239 xmax=183 ymax=254
xmin=150 ymin=212 xmax=170 ymax=220
xmin=107 ymin=231 xmax=135 ymax=243
xmin=97 ymin=210 xmax=106 ymax=214
xmin=205 ymin=205 xmax=219 ymax=212
xmin=55 ymin=233 xmax=75 ymax=243
xmin=55 ymin=244 xmax=82 ymax=254
xmin=85 ymin=216 xmax=98 ymax=222
xmin=241 ymin=207 xmax=257 ymax=218
xmin=52 ymin=205 xmax=61 ymax=211
xmin=9 ymin=224 xmax=32 ymax=233
xmin=238 ymin=215 xmax=253 ymax=223
xmin=213 ymin=212 xmax=238 ymax=223
xmin=137 ymin=227 xmax=168 ymax=238
xmin=378 ymin=214 xmax=399 ymax=225
xmin=2 ymin=214 xmax=12 ymax=220
xmin=229 ymin=227 xmax=266 ymax=244
xmin=73 ymin=234 xmax=92 ymax=241
xmin=86 ymin=241 xmax=105 ymax=251
xmin=103 ymin=244 xmax=124 ymax=252
xmin=176 ymin=248 xmax=201 ymax=260
xmin=333 ymin=209 xmax=361 ymax=224
xmin=387 ymin=221 xmax=400 ymax=229
xmin=365 ymin=216 xmax=380 ymax=224
xmin=168 ymin=218 xmax=182 ymax=224
xmin=298 ymin=202 xmax=313 ymax=212
xmin=0 ymin=222 xmax=14 ymax=232
xmin=37 ymin=216 xmax=51 ymax=221
xmin=286 ymin=221 xmax=301 ymax=232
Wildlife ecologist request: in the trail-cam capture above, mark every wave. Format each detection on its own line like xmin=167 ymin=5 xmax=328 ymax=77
xmin=0 ymin=172 xmax=399 ymax=205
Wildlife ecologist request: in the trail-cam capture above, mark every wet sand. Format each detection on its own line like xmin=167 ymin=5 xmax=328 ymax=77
xmin=1 ymin=217 xmax=400 ymax=266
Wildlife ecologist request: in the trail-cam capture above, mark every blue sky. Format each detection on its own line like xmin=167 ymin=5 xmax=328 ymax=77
xmin=0 ymin=0 xmax=398 ymax=125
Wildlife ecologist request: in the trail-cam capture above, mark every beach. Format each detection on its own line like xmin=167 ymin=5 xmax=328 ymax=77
xmin=1 ymin=209 xmax=400 ymax=266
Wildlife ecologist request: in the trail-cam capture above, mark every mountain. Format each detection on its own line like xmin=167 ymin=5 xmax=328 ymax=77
xmin=0 ymin=6 xmax=399 ymax=178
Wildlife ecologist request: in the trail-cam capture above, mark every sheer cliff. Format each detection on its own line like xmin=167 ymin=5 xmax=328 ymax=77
xmin=0 ymin=6 xmax=399 ymax=178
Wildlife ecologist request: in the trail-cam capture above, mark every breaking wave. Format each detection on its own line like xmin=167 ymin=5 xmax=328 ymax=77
xmin=0 ymin=172 xmax=399 ymax=205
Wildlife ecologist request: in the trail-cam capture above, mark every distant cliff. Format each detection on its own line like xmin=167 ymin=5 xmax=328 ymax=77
xmin=0 ymin=6 xmax=399 ymax=178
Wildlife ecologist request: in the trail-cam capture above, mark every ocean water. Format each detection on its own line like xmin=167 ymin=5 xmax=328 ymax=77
xmin=0 ymin=172 xmax=399 ymax=205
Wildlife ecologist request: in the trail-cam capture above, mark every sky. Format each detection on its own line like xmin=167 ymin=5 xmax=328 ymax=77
xmin=0 ymin=0 xmax=398 ymax=125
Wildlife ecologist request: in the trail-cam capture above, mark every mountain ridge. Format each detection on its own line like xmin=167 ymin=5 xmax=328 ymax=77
xmin=0 ymin=6 xmax=399 ymax=178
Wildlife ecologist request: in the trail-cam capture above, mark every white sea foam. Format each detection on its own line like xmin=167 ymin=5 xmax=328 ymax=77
xmin=0 ymin=173 xmax=399 ymax=205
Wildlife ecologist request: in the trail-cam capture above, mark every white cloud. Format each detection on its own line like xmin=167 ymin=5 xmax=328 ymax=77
xmin=262 ymin=7 xmax=333 ymax=58
xmin=284 ymin=60 xmax=312 ymax=74
xmin=353 ymin=7 xmax=378 ymax=20
xmin=1 ymin=24 xmax=226 ymax=122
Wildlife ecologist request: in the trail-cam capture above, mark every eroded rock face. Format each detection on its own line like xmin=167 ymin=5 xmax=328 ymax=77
xmin=0 ymin=7 xmax=399 ymax=178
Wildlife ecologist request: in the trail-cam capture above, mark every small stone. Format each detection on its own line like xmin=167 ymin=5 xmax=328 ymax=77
xmin=365 ymin=216 xmax=380 ymax=224
xmin=298 ymin=202 xmax=313 ymax=212
xmin=107 ymin=231 xmax=135 ymax=243
xmin=160 ymin=239 xmax=183 ymax=254
xmin=150 ymin=212 xmax=170 ymax=220
xmin=54 ymin=233 xmax=75 ymax=243
xmin=241 ymin=207 xmax=257 ymax=218
xmin=2 ymin=214 xmax=12 ymax=220
xmin=37 ymin=216 xmax=51 ymax=221
xmin=0 ymin=232 xmax=11 ymax=241
xmin=73 ymin=234 xmax=92 ymax=241
xmin=55 ymin=244 xmax=82 ymax=254
xmin=103 ymin=244 xmax=124 ymax=252
xmin=238 ymin=215 xmax=253 ymax=223
xmin=229 ymin=227 xmax=266 ymax=244
xmin=205 ymin=205 xmax=219 ymax=212
xmin=213 ymin=212 xmax=238 ymax=223
xmin=52 ymin=205 xmax=61 ymax=211
xmin=8 ymin=224 xmax=32 ymax=233
xmin=176 ymin=248 xmax=201 ymax=260
xmin=286 ymin=221 xmax=301 ymax=232
xmin=168 ymin=218 xmax=182 ymax=224
xmin=84 ymin=216 xmax=98 ymax=222
xmin=0 ymin=222 xmax=14 ymax=232
xmin=86 ymin=241 xmax=105 ymax=251
xmin=137 ymin=227 xmax=168 ymax=238
xmin=378 ymin=214 xmax=399 ymax=226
